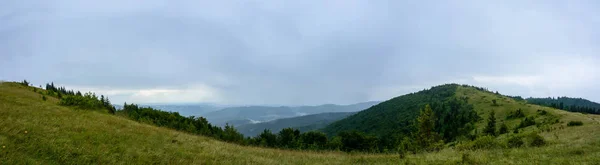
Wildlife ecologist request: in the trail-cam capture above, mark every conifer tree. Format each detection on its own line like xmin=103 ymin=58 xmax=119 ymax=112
xmin=416 ymin=104 xmax=438 ymax=150
xmin=484 ymin=110 xmax=497 ymax=136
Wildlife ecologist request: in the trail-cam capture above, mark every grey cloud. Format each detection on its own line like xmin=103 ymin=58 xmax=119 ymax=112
xmin=1 ymin=0 xmax=599 ymax=104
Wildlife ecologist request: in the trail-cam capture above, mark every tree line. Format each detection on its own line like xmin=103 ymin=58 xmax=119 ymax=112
xmin=527 ymin=97 xmax=600 ymax=114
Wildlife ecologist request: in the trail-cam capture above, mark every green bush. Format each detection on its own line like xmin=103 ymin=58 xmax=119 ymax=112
xmin=518 ymin=117 xmax=536 ymax=129
xmin=506 ymin=109 xmax=525 ymax=119
xmin=498 ymin=123 xmax=508 ymax=135
xmin=42 ymin=95 xmax=47 ymax=101
xmin=507 ymin=136 xmax=524 ymax=148
xmin=526 ymin=133 xmax=546 ymax=147
xmin=567 ymin=121 xmax=583 ymax=127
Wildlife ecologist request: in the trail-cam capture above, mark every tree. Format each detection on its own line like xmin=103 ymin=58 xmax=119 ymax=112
xmin=299 ymin=131 xmax=328 ymax=150
xmin=278 ymin=128 xmax=300 ymax=148
xmin=416 ymin=104 xmax=439 ymax=150
xmin=21 ymin=79 xmax=29 ymax=86
xmin=257 ymin=129 xmax=277 ymax=147
xmin=483 ymin=110 xmax=497 ymax=136
xmin=338 ymin=131 xmax=378 ymax=152
xmin=499 ymin=123 xmax=508 ymax=135
xmin=222 ymin=123 xmax=244 ymax=143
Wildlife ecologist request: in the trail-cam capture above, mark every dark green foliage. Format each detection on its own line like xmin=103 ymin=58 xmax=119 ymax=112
xmin=323 ymin=84 xmax=479 ymax=151
xmin=483 ymin=111 xmax=497 ymax=136
xmin=499 ymin=123 xmax=508 ymax=135
xmin=257 ymin=129 xmax=277 ymax=147
xmin=323 ymin=84 xmax=459 ymax=137
xmin=527 ymin=97 xmax=600 ymax=114
xmin=537 ymin=109 xmax=548 ymax=115
xmin=278 ymin=128 xmax=300 ymax=149
xmin=299 ymin=131 xmax=328 ymax=150
xmin=337 ymin=131 xmax=378 ymax=152
xmin=416 ymin=105 xmax=441 ymax=151
xmin=222 ymin=124 xmax=245 ymax=144
xmin=507 ymin=136 xmax=524 ymax=148
xmin=518 ymin=117 xmax=536 ymax=129
xmin=506 ymin=109 xmax=525 ymax=119
xmin=567 ymin=121 xmax=583 ymax=127
xmin=526 ymin=133 xmax=546 ymax=147
xmin=42 ymin=95 xmax=47 ymax=101
xmin=20 ymin=79 xmax=29 ymax=86
xmin=492 ymin=99 xmax=498 ymax=106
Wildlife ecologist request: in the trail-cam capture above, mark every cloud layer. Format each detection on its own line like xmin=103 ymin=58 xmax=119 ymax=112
xmin=2 ymin=0 xmax=599 ymax=105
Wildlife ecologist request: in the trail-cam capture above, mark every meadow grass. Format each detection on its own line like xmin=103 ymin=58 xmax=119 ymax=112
xmin=1 ymin=82 xmax=599 ymax=164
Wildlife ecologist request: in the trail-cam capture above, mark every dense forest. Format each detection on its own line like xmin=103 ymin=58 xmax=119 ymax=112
xmin=322 ymin=84 xmax=480 ymax=151
xmin=527 ymin=97 xmax=600 ymax=114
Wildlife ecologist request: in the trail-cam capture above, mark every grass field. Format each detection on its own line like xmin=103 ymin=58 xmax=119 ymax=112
xmin=1 ymin=82 xmax=600 ymax=164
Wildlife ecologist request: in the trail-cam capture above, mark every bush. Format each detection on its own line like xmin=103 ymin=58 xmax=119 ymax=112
xmin=498 ymin=123 xmax=508 ymax=135
xmin=42 ymin=95 xmax=47 ymax=101
xmin=507 ymin=109 xmax=525 ymax=119
xmin=537 ymin=109 xmax=548 ymax=115
xmin=567 ymin=121 xmax=583 ymax=127
xmin=507 ymin=136 xmax=524 ymax=148
xmin=518 ymin=117 xmax=536 ymax=129
xmin=526 ymin=133 xmax=546 ymax=147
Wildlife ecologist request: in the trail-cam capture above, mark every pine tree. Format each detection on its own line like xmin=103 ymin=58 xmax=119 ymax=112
xmin=416 ymin=104 xmax=437 ymax=150
xmin=483 ymin=110 xmax=497 ymax=136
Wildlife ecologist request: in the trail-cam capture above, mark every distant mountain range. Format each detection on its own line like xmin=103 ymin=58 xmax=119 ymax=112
xmin=203 ymin=101 xmax=380 ymax=127
xmin=235 ymin=112 xmax=356 ymax=137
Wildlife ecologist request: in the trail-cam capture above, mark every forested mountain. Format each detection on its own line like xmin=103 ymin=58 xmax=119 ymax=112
xmin=236 ymin=112 xmax=356 ymax=137
xmin=322 ymin=84 xmax=478 ymax=140
xmin=527 ymin=97 xmax=600 ymax=114
xmin=203 ymin=101 xmax=379 ymax=127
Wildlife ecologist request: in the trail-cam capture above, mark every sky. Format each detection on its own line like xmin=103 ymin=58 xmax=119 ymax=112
xmin=1 ymin=0 xmax=599 ymax=105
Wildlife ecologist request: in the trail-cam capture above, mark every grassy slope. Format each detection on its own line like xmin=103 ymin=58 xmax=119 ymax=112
xmin=1 ymin=82 xmax=599 ymax=164
xmin=0 ymin=82 xmax=398 ymax=164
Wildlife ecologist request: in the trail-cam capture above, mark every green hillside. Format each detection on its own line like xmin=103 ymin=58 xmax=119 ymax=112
xmin=322 ymin=84 xmax=476 ymax=139
xmin=2 ymin=81 xmax=600 ymax=164
xmin=236 ymin=112 xmax=355 ymax=137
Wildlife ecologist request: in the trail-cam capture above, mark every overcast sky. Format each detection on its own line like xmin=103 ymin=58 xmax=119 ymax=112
xmin=1 ymin=0 xmax=599 ymax=105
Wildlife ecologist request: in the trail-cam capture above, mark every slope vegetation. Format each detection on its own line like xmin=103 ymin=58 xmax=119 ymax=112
xmin=0 ymin=82 xmax=396 ymax=164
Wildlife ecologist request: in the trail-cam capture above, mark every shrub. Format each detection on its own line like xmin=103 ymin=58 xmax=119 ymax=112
xmin=507 ymin=109 xmax=525 ymax=119
xmin=498 ymin=123 xmax=508 ymax=135
xmin=525 ymin=133 xmax=546 ymax=147
xmin=537 ymin=109 xmax=548 ymax=115
xmin=42 ymin=95 xmax=47 ymax=101
xmin=507 ymin=136 xmax=523 ymax=148
xmin=567 ymin=121 xmax=583 ymax=127
xmin=518 ymin=117 xmax=536 ymax=129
